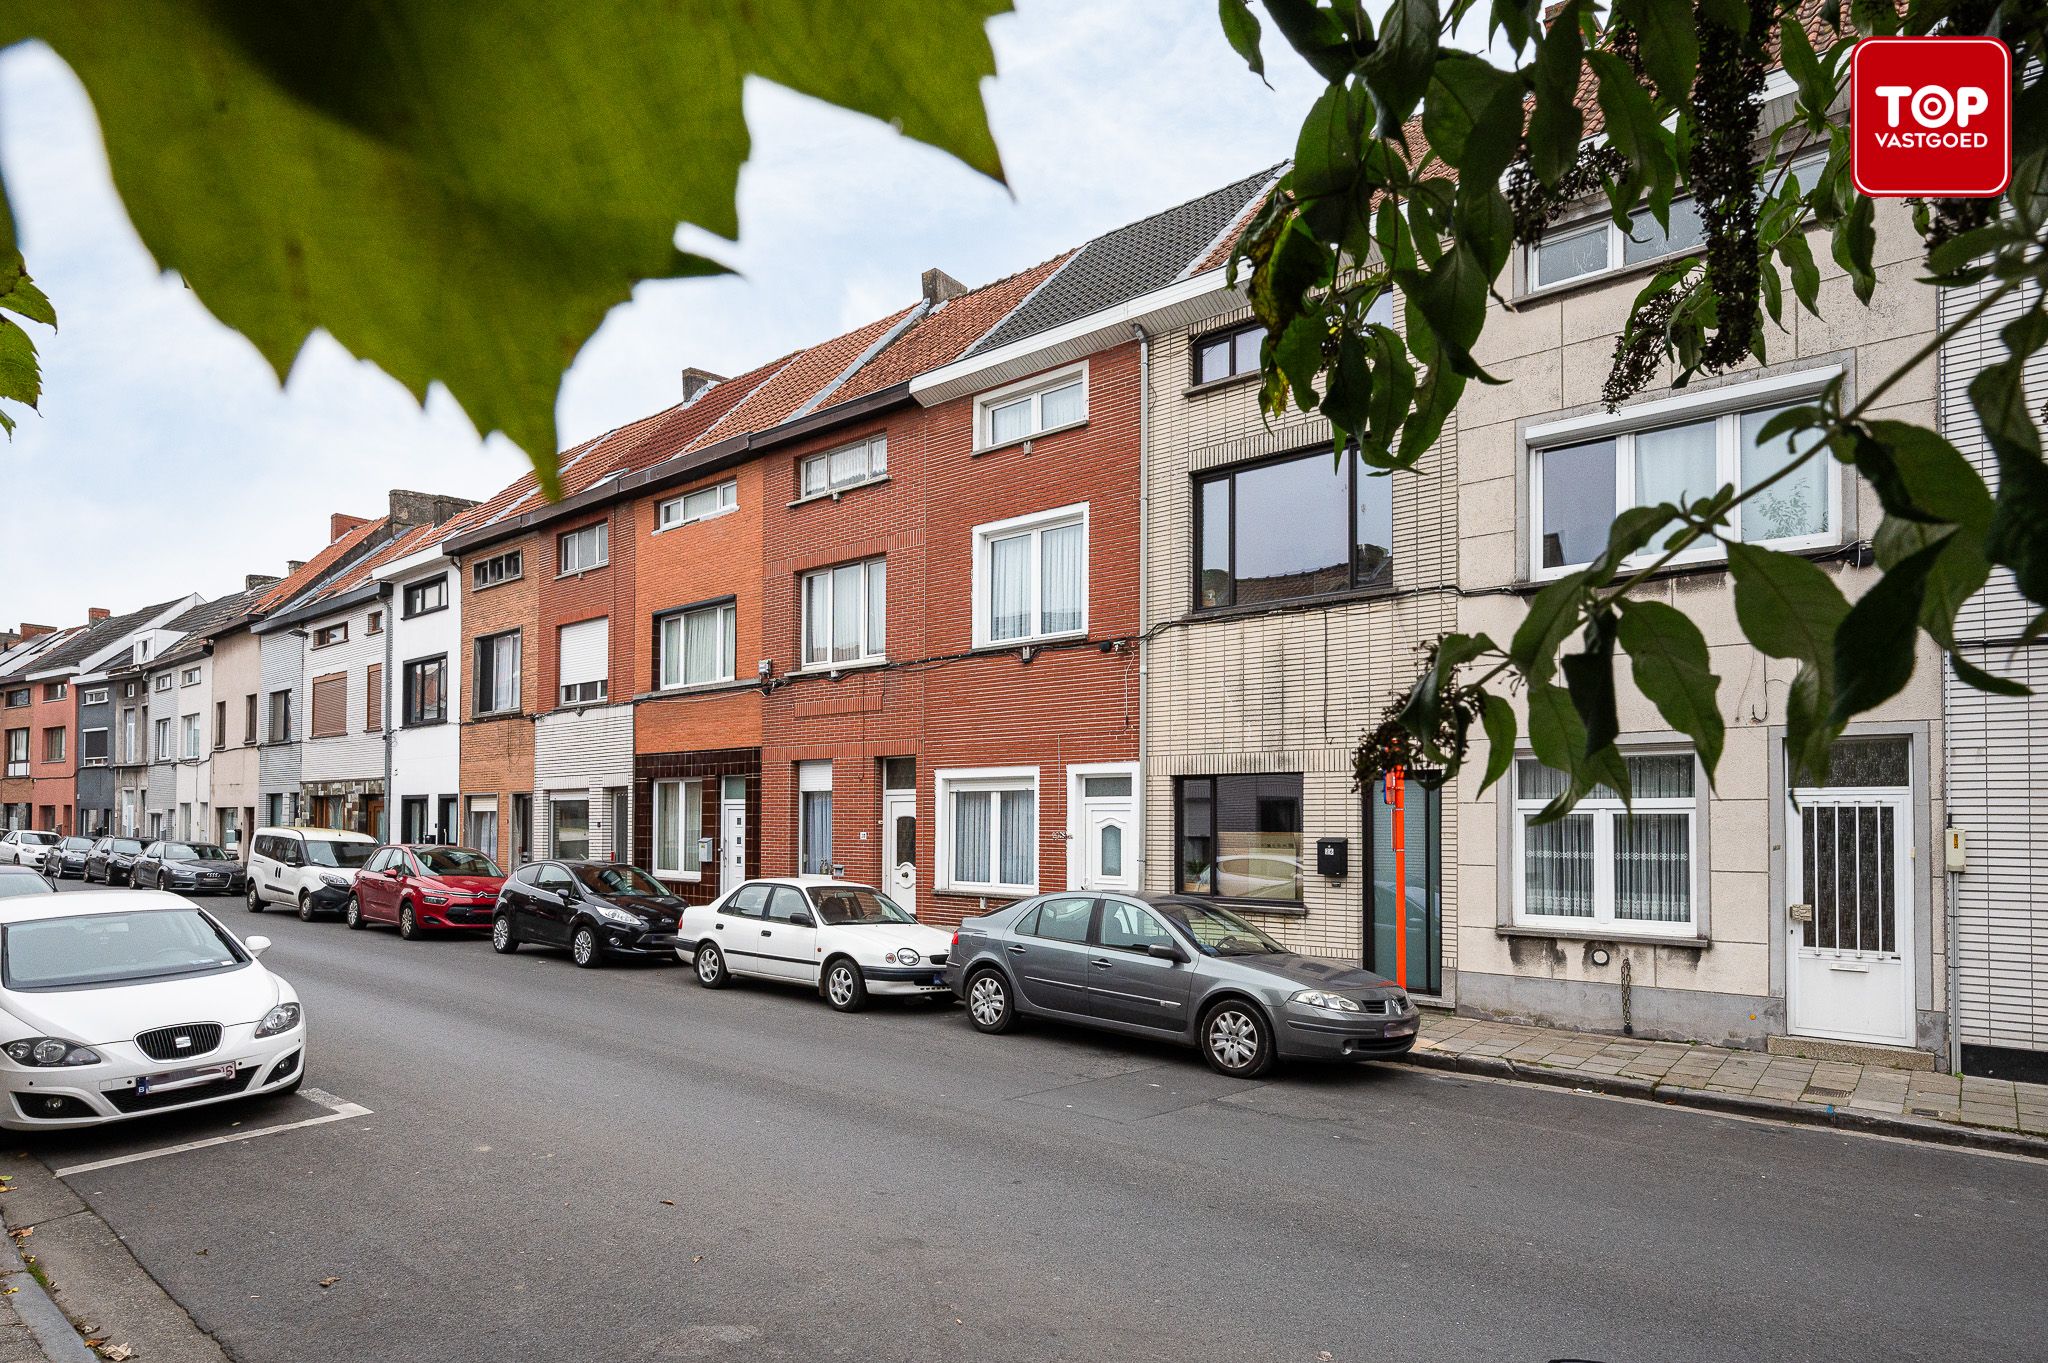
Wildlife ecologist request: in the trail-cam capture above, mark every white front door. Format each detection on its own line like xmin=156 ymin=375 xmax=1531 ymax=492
xmin=1786 ymin=789 xmax=1915 ymax=1046
xmin=882 ymin=789 xmax=917 ymax=915
xmin=720 ymin=777 xmax=746 ymax=895
xmin=1073 ymin=767 xmax=1137 ymax=892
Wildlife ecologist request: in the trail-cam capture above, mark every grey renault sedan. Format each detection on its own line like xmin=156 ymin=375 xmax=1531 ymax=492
xmin=945 ymin=892 xmax=1418 ymax=1078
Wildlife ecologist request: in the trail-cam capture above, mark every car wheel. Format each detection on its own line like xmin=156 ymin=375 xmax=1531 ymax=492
xmin=345 ymin=895 xmax=366 ymax=930
xmin=1200 ymin=1000 xmax=1274 ymax=1079
xmin=823 ymin=957 xmax=867 ymax=1012
xmin=399 ymin=902 xmax=421 ymax=941
xmin=965 ymin=968 xmax=1014 ymax=1034
xmin=571 ymin=924 xmax=602 ymax=968
xmin=491 ymin=914 xmax=519 ymax=954
xmin=297 ymin=892 xmax=315 ymax=923
xmin=247 ymin=883 xmax=264 ymax=913
xmin=694 ymin=942 xmax=729 ymax=988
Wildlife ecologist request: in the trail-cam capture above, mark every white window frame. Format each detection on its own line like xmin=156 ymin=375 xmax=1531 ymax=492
xmin=973 ymin=362 xmax=1089 ymax=452
xmin=557 ymin=522 xmax=610 ymax=576
xmin=970 ymin=503 xmax=1090 ymax=648
xmin=402 ymin=574 xmax=449 ymax=617
xmin=934 ymin=766 xmax=1040 ymax=897
xmin=655 ymin=478 xmax=739 ymax=531
xmin=180 ymin=714 xmax=201 ymax=760
xmin=556 ymin=618 xmax=609 ymax=706
xmin=798 ymin=436 xmax=888 ymax=500
xmin=1527 ymin=366 xmax=1844 ymax=581
xmin=657 ymin=601 xmax=738 ymax=690
xmin=153 ymin=716 xmax=171 ymax=759
xmin=81 ymin=687 xmax=108 ymax=707
xmin=799 ymin=558 xmax=886 ymax=670
xmin=180 ymin=666 xmax=202 ymax=686
xmin=1510 ymin=750 xmax=1701 ymax=938
xmin=311 ymin=623 xmax=346 ymax=649
xmin=474 ymin=630 xmax=522 ymax=717
xmin=153 ymin=673 xmax=172 ymax=693
xmin=80 ymin=726 xmax=109 ymax=767
xmin=652 ymin=778 xmax=705 ymax=881
xmin=472 ymin=549 xmax=523 ymax=591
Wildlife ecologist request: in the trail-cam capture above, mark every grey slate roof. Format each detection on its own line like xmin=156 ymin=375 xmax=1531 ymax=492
xmin=23 ymin=599 xmax=183 ymax=673
xmin=964 ymin=164 xmax=1281 ymax=357
xmin=152 ymin=588 xmax=269 ymax=666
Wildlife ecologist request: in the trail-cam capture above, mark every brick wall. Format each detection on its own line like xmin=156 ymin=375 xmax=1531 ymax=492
xmin=28 ymin=678 xmax=76 ymax=834
xmin=458 ymin=531 xmax=540 ymax=867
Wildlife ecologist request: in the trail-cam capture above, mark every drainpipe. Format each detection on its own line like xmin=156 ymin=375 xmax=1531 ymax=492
xmin=380 ymin=584 xmax=395 ymax=844
xmin=1942 ymin=653 xmax=1960 ymax=1075
xmin=1131 ymin=321 xmax=1151 ymax=890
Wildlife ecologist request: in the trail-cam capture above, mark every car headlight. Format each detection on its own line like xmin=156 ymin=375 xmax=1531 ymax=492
xmin=423 ymin=893 xmax=449 ymax=905
xmin=594 ymin=904 xmax=643 ymax=927
xmin=886 ymin=948 xmax=921 ymax=966
xmin=1290 ymin=988 xmax=1363 ymax=1013
xmin=319 ymin=873 xmax=351 ymax=889
xmin=254 ymin=1003 xmax=302 ymax=1038
xmin=5 ymin=1037 xmax=101 ymax=1067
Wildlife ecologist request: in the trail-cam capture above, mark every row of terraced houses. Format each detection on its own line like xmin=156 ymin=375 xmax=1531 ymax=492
xmin=7 ymin=151 xmax=2048 ymax=1083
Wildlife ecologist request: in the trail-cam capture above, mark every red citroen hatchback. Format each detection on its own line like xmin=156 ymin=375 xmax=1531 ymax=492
xmin=346 ymin=844 xmax=508 ymax=939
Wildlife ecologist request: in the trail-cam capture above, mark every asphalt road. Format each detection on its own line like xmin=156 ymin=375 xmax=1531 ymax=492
xmin=22 ymin=878 xmax=2048 ymax=1363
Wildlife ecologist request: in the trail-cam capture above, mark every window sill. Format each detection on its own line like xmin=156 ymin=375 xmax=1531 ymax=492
xmin=400 ymin=605 xmax=450 ymax=620
xmin=1184 ymin=580 xmax=1398 ymax=625
xmin=554 ymin=563 xmax=610 ymax=581
xmin=1496 ymin=924 xmax=1710 ymax=951
xmin=791 ymin=656 xmax=888 ymax=678
xmin=1182 ymin=370 xmax=1262 ymax=400
xmin=1510 ymin=241 xmax=1705 ymax=308
xmin=936 ymin=884 xmax=1036 ymax=899
xmin=1522 ymin=539 xmax=1865 ymax=590
xmin=968 ymin=628 xmax=1089 ymax=654
xmin=1179 ymin=895 xmax=1309 ymax=918
xmin=788 ymin=474 xmax=890 ymax=509
xmin=635 ymin=678 xmax=753 ymax=702
xmin=471 ymin=709 xmax=527 ymax=722
xmin=973 ymin=417 xmax=1088 ymax=457
xmin=469 ymin=577 xmax=524 ymax=594
xmin=402 ymin=717 xmax=450 ymax=729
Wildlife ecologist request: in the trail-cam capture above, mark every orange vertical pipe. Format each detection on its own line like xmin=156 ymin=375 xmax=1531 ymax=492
xmin=1387 ymin=766 xmax=1407 ymax=989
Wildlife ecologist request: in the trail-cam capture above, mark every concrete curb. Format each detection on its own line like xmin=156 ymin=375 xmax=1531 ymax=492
xmin=1401 ymin=1047 xmax=2048 ymax=1161
xmin=0 ymin=1231 xmax=97 ymax=1363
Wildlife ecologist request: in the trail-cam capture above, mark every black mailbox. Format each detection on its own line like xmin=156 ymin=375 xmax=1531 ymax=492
xmin=1315 ymin=837 xmax=1348 ymax=878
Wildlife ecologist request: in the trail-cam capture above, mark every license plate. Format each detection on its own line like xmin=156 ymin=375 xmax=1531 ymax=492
xmin=1388 ymin=1017 xmax=1419 ymax=1037
xmin=134 ymin=1062 xmax=237 ymax=1096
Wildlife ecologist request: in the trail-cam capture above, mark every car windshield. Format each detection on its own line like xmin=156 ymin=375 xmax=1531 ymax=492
xmin=2 ymin=909 xmax=244 ymax=989
xmin=572 ymin=864 xmax=673 ymax=900
xmin=1152 ymin=900 xmax=1289 ymax=957
xmin=60 ymin=838 xmax=93 ymax=852
xmin=110 ymin=839 xmax=143 ymax=854
xmin=303 ymin=840 xmax=373 ymax=869
xmin=809 ymin=886 xmax=914 ymax=925
xmin=416 ymin=848 xmax=502 ymax=877
xmin=0 ymin=872 xmax=52 ymax=899
xmin=164 ymin=843 xmax=232 ymax=862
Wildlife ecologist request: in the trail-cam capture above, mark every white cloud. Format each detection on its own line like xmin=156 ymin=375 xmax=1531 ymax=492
xmin=0 ymin=1 xmax=1323 ymax=625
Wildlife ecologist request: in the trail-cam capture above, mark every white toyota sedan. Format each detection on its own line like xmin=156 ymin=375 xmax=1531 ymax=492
xmin=0 ymin=890 xmax=307 ymax=1129
xmin=677 ymin=877 xmax=955 ymax=1011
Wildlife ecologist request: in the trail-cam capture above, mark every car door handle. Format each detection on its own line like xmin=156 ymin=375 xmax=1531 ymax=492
xmin=1090 ymin=958 xmax=1114 ymax=969
xmin=761 ymin=929 xmax=773 ymax=937
xmin=714 ymin=922 xmax=723 ymax=930
xmin=1006 ymin=944 xmax=1026 ymax=955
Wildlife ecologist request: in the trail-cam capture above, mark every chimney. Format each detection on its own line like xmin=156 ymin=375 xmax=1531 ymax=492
xmin=0 ymin=631 xmax=17 ymax=651
xmin=681 ymin=367 xmax=724 ymax=405
xmin=921 ymin=268 xmax=967 ymax=305
xmin=245 ymin=573 xmax=282 ymax=591
xmin=388 ymin=488 xmax=480 ymax=530
xmin=87 ymin=608 xmax=111 ymax=623
xmin=330 ymin=512 xmax=372 ymax=542
xmin=286 ymin=560 xmax=306 ymax=575
xmin=17 ymin=624 xmax=55 ymax=639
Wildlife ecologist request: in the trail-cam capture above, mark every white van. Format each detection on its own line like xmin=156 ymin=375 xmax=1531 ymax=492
xmin=247 ymin=826 xmax=378 ymax=921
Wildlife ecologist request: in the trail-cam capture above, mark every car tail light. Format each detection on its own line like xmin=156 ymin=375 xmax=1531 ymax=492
xmin=950 ymin=932 xmax=959 ymax=947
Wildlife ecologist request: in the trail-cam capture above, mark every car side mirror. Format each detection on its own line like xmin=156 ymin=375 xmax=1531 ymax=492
xmin=245 ymin=935 xmax=272 ymax=958
xmin=792 ymin=911 xmax=815 ymax=927
xmin=1146 ymin=943 xmax=1188 ymax=963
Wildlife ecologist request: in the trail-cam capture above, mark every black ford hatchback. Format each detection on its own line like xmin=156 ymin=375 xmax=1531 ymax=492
xmin=491 ymin=861 xmax=684 ymax=967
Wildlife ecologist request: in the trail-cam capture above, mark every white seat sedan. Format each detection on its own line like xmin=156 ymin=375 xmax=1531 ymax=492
xmin=0 ymin=890 xmax=307 ymax=1129
xmin=677 ymin=877 xmax=954 ymax=1011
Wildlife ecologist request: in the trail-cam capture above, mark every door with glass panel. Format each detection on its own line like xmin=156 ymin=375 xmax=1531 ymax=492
xmin=881 ymin=789 xmax=917 ymax=914
xmin=1786 ymin=787 xmax=1914 ymax=1046
xmin=720 ymin=777 xmax=747 ymax=894
xmin=1075 ymin=770 xmax=1136 ymax=893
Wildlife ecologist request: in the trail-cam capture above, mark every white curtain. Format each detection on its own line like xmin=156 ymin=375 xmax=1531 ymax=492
xmin=953 ymin=790 xmax=992 ymax=883
xmin=490 ymin=634 xmax=520 ymax=712
xmin=801 ymin=790 xmax=833 ymax=874
xmin=1741 ymin=406 xmax=1829 ymax=541
xmin=659 ymin=615 xmax=683 ymax=688
xmin=803 ymin=574 xmax=830 ymax=665
xmin=998 ymin=788 xmax=1035 ymax=886
xmin=1614 ymin=812 xmax=1691 ymax=923
xmin=989 ymin=397 xmax=1032 ymax=445
xmin=1634 ymin=418 xmax=1716 ymax=540
xmin=989 ymin=534 xmax=1031 ymax=640
xmin=1524 ymin=812 xmax=1595 ymax=917
xmin=1039 ymin=380 xmax=1084 ymax=428
xmin=1039 ymin=523 xmax=1084 ymax=634
xmin=655 ymin=782 xmax=679 ymax=872
xmin=684 ymin=607 xmax=720 ymax=685
xmin=865 ymin=562 xmax=886 ymax=654
xmin=832 ymin=563 xmax=864 ymax=661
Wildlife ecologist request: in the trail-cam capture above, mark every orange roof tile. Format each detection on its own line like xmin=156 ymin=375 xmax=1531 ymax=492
xmin=307 ymin=521 xmax=447 ymax=602
xmin=835 ymin=253 xmax=1076 ymax=401
xmin=678 ymin=305 xmax=921 ymax=453
xmin=251 ymin=516 xmax=389 ymax=613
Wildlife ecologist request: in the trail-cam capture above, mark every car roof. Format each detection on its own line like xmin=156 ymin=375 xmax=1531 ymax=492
xmin=742 ymin=876 xmax=880 ymax=892
xmin=255 ymin=826 xmax=376 ymax=842
xmin=0 ymin=864 xmax=43 ymax=877
xmin=0 ymin=888 xmax=207 ymax=922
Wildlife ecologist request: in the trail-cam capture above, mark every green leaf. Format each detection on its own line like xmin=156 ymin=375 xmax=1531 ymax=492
xmin=1524 ymin=676 xmax=1590 ymax=821
xmin=1777 ymin=228 xmax=1821 ymax=316
xmin=1478 ymin=692 xmax=1518 ymax=795
xmin=1423 ymin=53 xmax=1526 ymax=191
xmin=1726 ymin=542 xmax=1850 ymax=665
xmin=1611 ymin=0 xmax=1698 ymax=108
xmin=1830 ymin=533 xmax=1948 ymax=723
xmin=1291 ymin=81 xmax=1372 ymax=203
xmin=1874 ymin=515 xmax=1989 ymax=651
xmin=1526 ymin=0 xmax=1585 ymax=185
xmin=1560 ymin=621 xmax=1620 ymax=756
xmin=3 ymin=0 xmax=1012 ymax=495
xmin=1510 ymin=571 xmax=1591 ymax=682
xmin=1404 ymin=242 xmax=1493 ymax=378
xmin=1360 ymin=0 xmax=1440 ymax=136
xmin=1616 ymin=598 xmax=1725 ymax=778
xmin=1777 ymin=13 xmax=1830 ymax=127
xmin=0 ymin=257 xmax=54 ymax=329
xmin=1260 ymin=0 xmax=1364 ymax=83
xmin=1587 ymin=50 xmax=1675 ymax=206
xmin=1831 ymin=194 xmax=1878 ymax=305
xmin=1950 ymin=651 xmax=2030 ymax=698
xmin=1783 ymin=662 xmax=1838 ymax=787
xmin=0 ymin=316 xmax=40 ymax=413
xmin=1218 ymin=0 xmax=1267 ymax=83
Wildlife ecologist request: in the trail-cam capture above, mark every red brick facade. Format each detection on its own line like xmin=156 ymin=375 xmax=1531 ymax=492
xmin=27 ymin=679 xmax=77 ymax=833
xmin=457 ymin=531 xmax=540 ymax=868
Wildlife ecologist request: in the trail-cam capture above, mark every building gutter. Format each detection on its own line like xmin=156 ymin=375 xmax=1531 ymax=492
xmin=252 ymin=581 xmax=385 ymax=635
xmin=442 ymin=381 xmax=918 ymax=557
xmin=1131 ymin=319 xmax=1152 ymax=892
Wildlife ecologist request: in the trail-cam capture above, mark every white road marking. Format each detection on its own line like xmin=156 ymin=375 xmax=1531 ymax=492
xmin=53 ymin=1087 xmax=372 ymax=1178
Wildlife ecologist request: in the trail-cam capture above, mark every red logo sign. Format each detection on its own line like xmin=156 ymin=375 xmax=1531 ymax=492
xmin=1851 ymin=37 xmax=2011 ymax=197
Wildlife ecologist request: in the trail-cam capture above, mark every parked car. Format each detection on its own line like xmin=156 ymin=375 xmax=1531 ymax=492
xmin=0 ymin=831 xmax=58 ymax=870
xmin=84 ymin=836 xmax=147 ymax=885
xmin=490 ymin=861 xmax=683 ymax=967
xmin=245 ymin=827 xmax=377 ymax=920
xmin=42 ymin=836 xmax=95 ymax=881
xmin=0 ymin=889 xmax=306 ymax=1129
xmin=945 ymin=892 xmax=1419 ymax=1078
xmin=348 ymin=844 xmax=506 ymax=938
xmin=132 ymin=841 xmax=248 ymax=897
xmin=678 ymin=877 xmax=955 ymax=1012
xmin=0 ymin=866 xmax=54 ymax=899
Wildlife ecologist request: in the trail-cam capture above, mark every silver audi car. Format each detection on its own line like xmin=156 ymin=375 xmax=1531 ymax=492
xmin=944 ymin=891 xmax=1419 ymax=1078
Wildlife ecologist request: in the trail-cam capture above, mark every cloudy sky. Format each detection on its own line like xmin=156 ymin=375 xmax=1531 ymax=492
xmin=0 ymin=2 xmax=1325 ymax=626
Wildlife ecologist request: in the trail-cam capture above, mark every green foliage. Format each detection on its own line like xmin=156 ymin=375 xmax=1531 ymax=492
xmin=0 ymin=0 xmax=1010 ymax=492
xmin=1223 ymin=0 xmax=2048 ymax=811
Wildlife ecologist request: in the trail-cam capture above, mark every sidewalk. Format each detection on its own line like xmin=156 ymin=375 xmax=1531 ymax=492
xmin=1404 ymin=1012 xmax=2048 ymax=1158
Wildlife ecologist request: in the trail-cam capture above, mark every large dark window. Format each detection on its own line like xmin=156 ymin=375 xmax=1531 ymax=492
xmin=1193 ymin=323 xmax=1264 ymax=385
xmin=403 ymin=575 xmax=449 ymax=618
xmin=1176 ymin=774 xmax=1303 ymax=903
xmin=403 ymin=656 xmax=447 ymax=725
xmin=1367 ymin=777 xmax=1442 ymax=994
xmin=1195 ymin=448 xmax=1393 ymax=609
